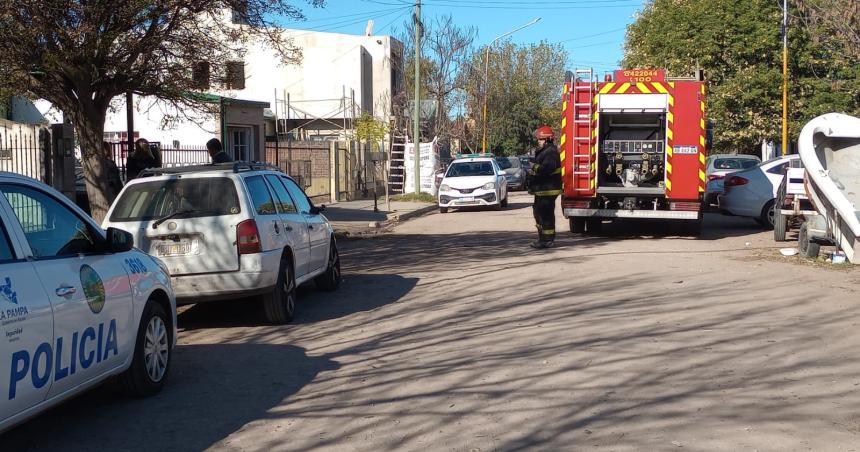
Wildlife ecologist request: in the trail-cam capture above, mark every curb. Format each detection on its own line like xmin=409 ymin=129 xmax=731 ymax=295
xmin=385 ymin=204 xmax=437 ymax=223
xmin=332 ymin=204 xmax=436 ymax=240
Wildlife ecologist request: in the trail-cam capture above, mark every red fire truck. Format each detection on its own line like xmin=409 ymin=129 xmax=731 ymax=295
xmin=559 ymin=68 xmax=707 ymax=234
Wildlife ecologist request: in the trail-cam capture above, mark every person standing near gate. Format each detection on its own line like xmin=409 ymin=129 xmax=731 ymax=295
xmin=207 ymin=138 xmax=233 ymax=163
xmin=126 ymin=138 xmax=159 ymax=180
xmin=528 ymin=126 xmax=563 ymax=249
xmin=102 ymin=141 xmax=124 ymax=195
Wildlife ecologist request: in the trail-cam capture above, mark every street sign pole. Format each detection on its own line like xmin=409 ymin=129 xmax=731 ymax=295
xmin=413 ymin=0 xmax=422 ymax=194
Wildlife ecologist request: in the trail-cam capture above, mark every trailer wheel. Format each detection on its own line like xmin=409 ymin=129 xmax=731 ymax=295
xmin=773 ymin=208 xmax=788 ymax=241
xmin=569 ymin=218 xmax=585 ymax=233
xmin=586 ymin=218 xmax=603 ymax=234
xmin=798 ymin=222 xmax=821 ymax=259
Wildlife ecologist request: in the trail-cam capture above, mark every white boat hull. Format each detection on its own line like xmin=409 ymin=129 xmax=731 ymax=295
xmin=798 ymin=113 xmax=860 ymax=264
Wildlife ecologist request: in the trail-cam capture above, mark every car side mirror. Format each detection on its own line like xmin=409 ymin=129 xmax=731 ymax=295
xmin=310 ymin=204 xmax=326 ymax=215
xmin=106 ymin=227 xmax=134 ymax=252
xmin=497 ymin=171 xmax=506 ymax=177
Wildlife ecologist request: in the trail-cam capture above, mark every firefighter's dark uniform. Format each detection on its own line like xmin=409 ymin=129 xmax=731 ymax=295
xmin=529 ymin=141 xmax=563 ymax=245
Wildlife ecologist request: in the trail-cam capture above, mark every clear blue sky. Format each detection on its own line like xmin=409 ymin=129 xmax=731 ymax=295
xmin=286 ymin=0 xmax=646 ymax=73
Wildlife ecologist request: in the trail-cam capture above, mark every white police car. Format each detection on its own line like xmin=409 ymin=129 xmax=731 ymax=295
xmin=438 ymin=155 xmax=509 ymax=213
xmin=0 ymin=173 xmax=176 ymax=433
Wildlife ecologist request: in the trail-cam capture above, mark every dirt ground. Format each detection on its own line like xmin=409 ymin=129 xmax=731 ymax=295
xmin=3 ymin=193 xmax=859 ymax=451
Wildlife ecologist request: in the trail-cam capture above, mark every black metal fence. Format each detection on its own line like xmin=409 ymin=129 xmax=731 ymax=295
xmin=0 ymin=120 xmax=48 ymax=182
xmin=107 ymin=142 xmax=211 ymax=183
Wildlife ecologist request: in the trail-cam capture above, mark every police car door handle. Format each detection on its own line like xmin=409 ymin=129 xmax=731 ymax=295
xmin=283 ymin=223 xmax=293 ymax=232
xmin=55 ymin=285 xmax=76 ymax=297
xmin=307 ymin=224 xmax=314 ymax=230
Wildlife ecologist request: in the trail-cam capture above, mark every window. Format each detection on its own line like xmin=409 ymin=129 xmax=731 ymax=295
xmin=231 ymin=1 xmax=249 ymax=25
xmin=713 ymin=158 xmax=759 ymax=170
xmin=110 ymin=177 xmax=240 ymax=222
xmin=192 ymin=61 xmax=211 ymax=90
xmin=0 ymin=223 xmax=16 ymax=262
xmin=1 ymin=185 xmax=102 ymax=258
xmin=446 ymin=161 xmax=495 ymax=178
xmin=225 ymin=61 xmax=246 ymax=90
xmin=245 ymin=176 xmax=278 ymax=215
xmin=282 ymin=177 xmax=312 ymax=214
xmin=767 ymin=162 xmax=791 ymax=175
xmin=265 ymin=175 xmax=298 ymax=214
xmin=230 ymin=128 xmax=250 ymax=161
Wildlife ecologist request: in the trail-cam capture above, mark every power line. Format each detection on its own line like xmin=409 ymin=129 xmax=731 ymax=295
xmin=556 ymin=26 xmax=626 ymax=43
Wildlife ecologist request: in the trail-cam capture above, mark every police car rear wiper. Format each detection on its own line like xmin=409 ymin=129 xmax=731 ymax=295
xmin=151 ymin=209 xmax=208 ymax=229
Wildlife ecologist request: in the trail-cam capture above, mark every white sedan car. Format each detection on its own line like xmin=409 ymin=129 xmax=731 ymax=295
xmin=0 ymin=173 xmax=176 ymax=433
xmin=718 ymin=154 xmax=799 ymax=228
xmin=438 ymin=156 xmax=509 ymax=213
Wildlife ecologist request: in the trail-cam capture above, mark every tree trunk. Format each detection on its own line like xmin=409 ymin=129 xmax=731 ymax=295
xmin=75 ymin=117 xmax=118 ymax=224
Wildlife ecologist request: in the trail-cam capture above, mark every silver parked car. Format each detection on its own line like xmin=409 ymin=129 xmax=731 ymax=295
xmin=103 ymin=163 xmax=341 ymax=324
xmin=704 ymin=154 xmax=761 ymax=206
xmin=495 ymin=156 xmax=527 ymax=191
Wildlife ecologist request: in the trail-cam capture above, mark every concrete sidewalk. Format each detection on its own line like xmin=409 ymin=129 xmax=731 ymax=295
xmin=323 ymin=198 xmax=436 ymax=238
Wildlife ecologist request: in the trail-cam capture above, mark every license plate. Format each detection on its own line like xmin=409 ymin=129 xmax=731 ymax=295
xmin=155 ymin=241 xmax=192 ymax=256
xmin=460 ymin=197 xmax=475 ymax=202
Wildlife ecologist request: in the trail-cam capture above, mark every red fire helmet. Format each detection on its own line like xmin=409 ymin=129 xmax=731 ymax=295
xmin=534 ymin=125 xmax=555 ymax=139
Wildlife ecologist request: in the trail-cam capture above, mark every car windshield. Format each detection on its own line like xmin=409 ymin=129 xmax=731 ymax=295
xmin=110 ymin=177 xmax=241 ymax=222
xmin=713 ymin=158 xmax=760 ymax=170
xmin=446 ymin=161 xmax=496 ymax=177
xmin=495 ymin=157 xmax=519 ymax=170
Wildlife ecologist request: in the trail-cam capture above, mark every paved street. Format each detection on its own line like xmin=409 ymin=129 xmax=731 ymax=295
xmin=4 ymin=193 xmax=860 ymax=451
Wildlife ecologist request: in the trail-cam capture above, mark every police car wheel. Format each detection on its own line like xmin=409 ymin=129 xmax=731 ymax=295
xmin=120 ymin=300 xmax=172 ymax=397
xmin=315 ymin=240 xmax=341 ymax=291
xmin=263 ymin=255 xmax=296 ymax=324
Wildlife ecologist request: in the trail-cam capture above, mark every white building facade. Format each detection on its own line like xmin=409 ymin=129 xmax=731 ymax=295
xmin=100 ymin=25 xmax=404 ymax=160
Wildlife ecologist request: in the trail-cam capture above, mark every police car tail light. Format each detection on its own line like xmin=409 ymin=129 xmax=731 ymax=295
xmin=237 ymin=220 xmax=262 ymax=254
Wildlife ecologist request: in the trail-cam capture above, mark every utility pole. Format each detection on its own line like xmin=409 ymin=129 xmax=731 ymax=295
xmin=481 ymin=18 xmax=541 ymax=153
xmin=781 ymin=0 xmax=789 ymax=156
xmin=412 ymin=0 xmax=422 ymax=194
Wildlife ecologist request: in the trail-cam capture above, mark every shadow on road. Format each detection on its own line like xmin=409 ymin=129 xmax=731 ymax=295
xmin=0 ymin=343 xmax=339 ymax=452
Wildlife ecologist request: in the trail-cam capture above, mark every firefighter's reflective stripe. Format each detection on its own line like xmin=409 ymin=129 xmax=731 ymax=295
xmin=533 ymin=189 xmax=562 ymax=196
xmin=552 ymin=168 xmax=562 ymax=175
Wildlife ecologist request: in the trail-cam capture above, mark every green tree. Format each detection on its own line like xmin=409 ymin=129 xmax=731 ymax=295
xmin=0 ymin=0 xmax=323 ymax=221
xmin=464 ymin=41 xmax=568 ymax=155
xmin=623 ymin=0 xmax=859 ymax=154
xmin=355 ymin=112 xmax=389 ymax=151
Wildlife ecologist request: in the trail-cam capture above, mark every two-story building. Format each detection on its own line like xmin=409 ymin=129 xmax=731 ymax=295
xmin=100 ymin=19 xmax=404 ymax=161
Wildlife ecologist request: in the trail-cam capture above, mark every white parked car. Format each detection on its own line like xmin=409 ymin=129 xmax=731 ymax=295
xmin=438 ymin=155 xmax=509 ymax=213
xmin=0 ymin=173 xmax=176 ymax=433
xmin=704 ymin=154 xmax=761 ymax=206
xmin=103 ymin=163 xmax=340 ymax=324
xmin=718 ymin=154 xmax=799 ymax=228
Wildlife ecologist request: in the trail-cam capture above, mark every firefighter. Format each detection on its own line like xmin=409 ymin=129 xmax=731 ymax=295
xmin=528 ymin=125 xmax=562 ymax=249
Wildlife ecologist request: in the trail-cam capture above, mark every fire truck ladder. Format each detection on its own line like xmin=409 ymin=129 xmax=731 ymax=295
xmin=572 ymin=68 xmax=595 ymax=192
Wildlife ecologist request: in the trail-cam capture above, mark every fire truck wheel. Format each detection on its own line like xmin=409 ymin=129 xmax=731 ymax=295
xmin=586 ymin=218 xmax=603 ymax=234
xmin=686 ymin=218 xmax=703 ymax=237
xmin=569 ymin=218 xmax=585 ymax=233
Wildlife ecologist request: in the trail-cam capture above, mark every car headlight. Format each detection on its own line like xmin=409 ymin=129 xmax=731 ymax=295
xmin=440 ymin=184 xmax=451 ymax=192
xmin=482 ymin=182 xmax=495 ymax=190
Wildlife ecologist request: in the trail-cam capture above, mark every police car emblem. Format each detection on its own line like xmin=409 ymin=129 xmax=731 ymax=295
xmin=80 ymin=265 xmax=106 ymax=314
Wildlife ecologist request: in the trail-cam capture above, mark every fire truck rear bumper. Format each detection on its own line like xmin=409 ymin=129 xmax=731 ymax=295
xmin=563 ymin=208 xmax=700 ymax=220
